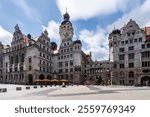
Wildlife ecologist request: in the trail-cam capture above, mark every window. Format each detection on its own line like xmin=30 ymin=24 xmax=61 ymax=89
xmin=119 ymin=48 xmax=124 ymax=52
xmin=121 ymin=41 xmax=124 ymax=45
xmin=139 ymin=38 xmax=142 ymax=42
xmin=65 ymin=61 xmax=68 ymax=66
xmin=129 ymin=63 xmax=134 ymax=68
xmin=70 ymin=60 xmax=73 ymax=66
xmin=15 ymin=67 xmax=18 ymax=72
xmin=142 ymin=61 xmax=150 ymax=67
xmin=119 ymin=72 xmax=125 ymax=78
xmin=70 ymin=68 xmax=73 ymax=72
xmin=119 ymin=54 xmax=125 ymax=60
xmin=15 ymin=55 xmax=19 ymax=63
xmin=125 ymin=40 xmax=128 ymax=44
xmin=20 ymin=67 xmax=23 ymax=71
xmin=129 ymin=40 xmax=133 ymax=43
xmin=65 ymin=69 xmax=68 ymax=72
xmin=141 ymin=44 xmax=145 ymax=49
xmin=119 ymin=64 xmax=125 ymax=68
xmin=128 ymin=53 xmax=134 ymax=59
xmin=58 ymin=62 xmax=63 ymax=67
xmin=43 ymin=54 xmax=45 ymax=58
xmin=129 ymin=71 xmax=134 ymax=78
xmin=142 ymin=51 xmax=150 ymax=58
xmin=127 ymin=33 xmax=130 ymax=37
xmin=29 ymin=66 xmax=32 ymax=70
xmin=134 ymin=39 xmax=137 ymax=42
xmin=132 ymin=32 xmax=135 ymax=35
xmin=147 ymin=43 xmax=150 ymax=48
xmin=21 ymin=54 xmax=24 ymax=62
xmin=113 ymin=63 xmax=117 ymax=68
xmin=29 ymin=58 xmax=32 ymax=63
xmin=59 ymin=69 xmax=63 ymax=73
xmin=129 ymin=46 xmax=134 ymax=51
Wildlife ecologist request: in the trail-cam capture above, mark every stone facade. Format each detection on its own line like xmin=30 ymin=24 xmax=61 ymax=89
xmin=0 ymin=12 xmax=94 ymax=85
xmin=109 ymin=19 xmax=150 ymax=85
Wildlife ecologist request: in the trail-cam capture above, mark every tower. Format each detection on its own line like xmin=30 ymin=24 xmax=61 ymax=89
xmin=59 ymin=11 xmax=74 ymax=42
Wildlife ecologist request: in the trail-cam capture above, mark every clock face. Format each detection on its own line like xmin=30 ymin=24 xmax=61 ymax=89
xmin=61 ymin=31 xmax=72 ymax=40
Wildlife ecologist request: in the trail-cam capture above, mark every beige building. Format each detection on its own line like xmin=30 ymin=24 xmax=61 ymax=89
xmin=109 ymin=19 xmax=150 ymax=85
xmin=0 ymin=12 xmax=93 ymax=85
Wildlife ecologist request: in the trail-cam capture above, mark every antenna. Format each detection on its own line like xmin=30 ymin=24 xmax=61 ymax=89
xmin=114 ymin=25 xmax=116 ymax=30
xmin=65 ymin=7 xmax=67 ymax=13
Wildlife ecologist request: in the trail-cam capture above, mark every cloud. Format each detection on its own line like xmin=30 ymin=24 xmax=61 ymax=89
xmin=56 ymin=0 xmax=131 ymax=20
xmin=107 ymin=0 xmax=150 ymax=32
xmin=42 ymin=20 xmax=60 ymax=44
xmin=0 ymin=26 xmax=12 ymax=45
xmin=11 ymin=0 xmax=41 ymax=20
xmin=79 ymin=28 xmax=109 ymax=60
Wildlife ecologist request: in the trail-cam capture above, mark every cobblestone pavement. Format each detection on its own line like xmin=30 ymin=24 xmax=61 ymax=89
xmin=0 ymin=84 xmax=150 ymax=100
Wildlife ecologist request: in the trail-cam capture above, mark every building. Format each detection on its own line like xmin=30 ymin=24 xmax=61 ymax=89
xmin=82 ymin=60 xmax=110 ymax=85
xmin=52 ymin=12 xmax=92 ymax=84
xmin=0 ymin=42 xmax=4 ymax=81
xmin=1 ymin=24 xmax=54 ymax=84
xmin=0 ymin=12 xmax=95 ymax=85
xmin=109 ymin=19 xmax=150 ymax=85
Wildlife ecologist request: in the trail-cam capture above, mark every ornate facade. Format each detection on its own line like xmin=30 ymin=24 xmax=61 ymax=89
xmin=0 ymin=12 xmax=95 ymax=85
xmin=109 ymin=19 xmax=150 ymax=85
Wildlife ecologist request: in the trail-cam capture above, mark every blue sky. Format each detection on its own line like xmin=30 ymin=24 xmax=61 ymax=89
xmin=0 ymin=0 xmax=150 ymax=60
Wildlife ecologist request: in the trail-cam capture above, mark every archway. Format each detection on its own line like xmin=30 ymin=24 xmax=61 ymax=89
xmin=47 ymin=75 xmax=52 ymax=80
xmin=28 ymin=74 xmax=33 ymax=85
xmin=86 ymin=75 xmax=104 ymax=85
xmin=141 ymin=76 xmax=150 ymax=86
xmin=39 ymin=74 xmax=45 ymax=80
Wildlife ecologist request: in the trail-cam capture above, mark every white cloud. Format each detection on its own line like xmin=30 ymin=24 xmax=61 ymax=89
xmin=107 ymin=0 xmax=150 ymax=32
xmin=56 ymin=0 xmax=132 ymax=20
xmin=79 ymin=28 xmax=109 ymax=60
xmin=12 ymin=0 xmax=41 ymax=20
xmin=0 ymin=26 xmax=12 ymax=45
xmin=42 ymin=20 xmax=60 ymax=44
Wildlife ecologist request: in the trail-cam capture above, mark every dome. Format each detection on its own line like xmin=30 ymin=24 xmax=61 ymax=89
xmin=112 ymin=29 xmax=121 ymax=35
xmin=63 ymin=12 xmax=70 ymax=20
xmin=51 ymin=42 xmax=57 ymax=50
xmin=61 ymin=20 xmax=72 ymax=25
xmin=73 ymin=40 xmax=82 ymax=45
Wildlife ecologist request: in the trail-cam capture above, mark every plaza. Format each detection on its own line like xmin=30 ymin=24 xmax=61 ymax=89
xmin=0 ymin=84 xmax=150 ymax=100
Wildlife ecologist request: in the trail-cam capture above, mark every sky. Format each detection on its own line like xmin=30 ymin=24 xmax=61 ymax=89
xmin=0 ymin=0 xmax=150 ymax=60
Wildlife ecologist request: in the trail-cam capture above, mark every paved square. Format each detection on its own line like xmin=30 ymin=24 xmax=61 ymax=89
xmin=0 ymin=84 xmax=150 ymax=100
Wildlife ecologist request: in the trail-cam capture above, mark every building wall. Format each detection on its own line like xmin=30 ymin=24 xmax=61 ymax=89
xmin=109 ymin=19 xmax=150 ymax=85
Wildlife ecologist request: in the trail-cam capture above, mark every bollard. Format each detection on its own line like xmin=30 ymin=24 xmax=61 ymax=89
xmin=26 ymin=87 xmax=30 ymax=90
xmin=3 ymin=88 xmax=7 ymax=92
xmin=0 ymin=88 xmax=7 ymax=93
xmin=33 ymin=86 xmax=37 ymax=88
xmin=40 ymin=85 xmax=43 ymax=88
xmin=16 ymin=87 xmax=22 ymax=91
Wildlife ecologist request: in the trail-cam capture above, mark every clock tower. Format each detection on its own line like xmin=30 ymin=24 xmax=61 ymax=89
xmin=59 ymin=11 xmax=74 ymax=42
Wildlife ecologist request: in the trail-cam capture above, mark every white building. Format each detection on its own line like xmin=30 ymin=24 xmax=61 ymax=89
xmin=109 ymin=19 xmax=150 ymax=85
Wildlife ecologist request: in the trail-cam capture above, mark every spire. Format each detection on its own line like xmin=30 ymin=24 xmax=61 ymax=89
xmin=114 ymin=25 xmax=116 ymax=30
xmin=63 ymin=8 xmax=70 ymax=20
xmin=15 ymin=24 xmax=20 ymax=32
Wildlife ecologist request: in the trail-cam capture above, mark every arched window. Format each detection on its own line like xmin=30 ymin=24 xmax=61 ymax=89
xmin=129 ymin=71 xmax=134 ymax=78
xmin=119 ymin=71 xmax=125 ymax=78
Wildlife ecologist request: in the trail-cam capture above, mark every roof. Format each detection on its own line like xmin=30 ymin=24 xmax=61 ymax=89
xmin=146 ymin=27 xmax=150 ymax=36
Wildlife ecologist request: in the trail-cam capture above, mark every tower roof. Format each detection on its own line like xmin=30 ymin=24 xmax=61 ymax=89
xmin=63 ymin=11 xmax=70 ymax=20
